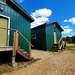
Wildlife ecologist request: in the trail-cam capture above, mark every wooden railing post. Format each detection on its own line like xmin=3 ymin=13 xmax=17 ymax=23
xmin=63 ymin=38 xmax=66 ymax=48
xmin=12 ymin=30 xmax=18 ymax=67
xmin=28 ymin=43 xmax=31 ymax=60
xmin=12 ymin=30 xmax=18 ymax=56
xmin=58 ymin=43 xmax=60 ymax=50
xmin=64 ymin=38 xmax=66 ymax=47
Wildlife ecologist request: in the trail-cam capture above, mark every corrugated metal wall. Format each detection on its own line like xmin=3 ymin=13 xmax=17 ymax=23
xmin=46 ymin=24 xmax=54 ymax=50
xmin=0 ymin=3 xmax=31 ymax=53
xmin=46 ymin=23 xmax=61 ymax=50
xmin=31 ymin=23 xmax=62 ymax=51
xmin=31 ymin=26 xmax=46 ymax=50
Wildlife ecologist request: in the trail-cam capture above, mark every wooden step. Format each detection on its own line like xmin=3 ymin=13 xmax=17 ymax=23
xmin=0 ymin=46 xmax=12 ymax=51
xmin=50 ymin=44 xmax=59 ymax=51
xmin=50 ymin=48 xmax=58 ymax=52
xmin=52 ymin=44 xmax=58 ymax=47
xmin=17 ymin=50 xmax=29 ymax=60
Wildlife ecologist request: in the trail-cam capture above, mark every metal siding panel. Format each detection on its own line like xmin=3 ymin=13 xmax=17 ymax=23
xmin=46 ymin=24 xmax=54 ymax=50
xmin=0 ymin=3 xmax=31 ymax=53
xmin=46 ymin=23 xmax=62 ymax=50
xmin=31 ymin=26 xmax=46 ymax=50
xmin=55 ymin=25 xmax=61 ymax=42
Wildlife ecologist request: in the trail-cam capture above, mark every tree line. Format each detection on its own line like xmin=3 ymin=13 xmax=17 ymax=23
xmin=66 ymin=36 xmax=75 ymax=43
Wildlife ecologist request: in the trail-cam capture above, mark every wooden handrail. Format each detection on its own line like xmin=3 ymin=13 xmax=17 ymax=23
xmin=58 ymin=37 xmax=66 ymax=50
xmin=0 ymin=27 xmax=34 ymax=59
xmin=58 ymin=37 xmax=62 ymax=43
xmin=0 ymin=27 xmax=33 ymax=61
xmin=58 ymin=37 xmax=63 ymax=50
xmin=18 ymin=31 xmax=34 ymax=47
xmin=0 ymin=27 xmax=34 ymax=47
xmin=0 ymin=27 xmax=16 ymax=31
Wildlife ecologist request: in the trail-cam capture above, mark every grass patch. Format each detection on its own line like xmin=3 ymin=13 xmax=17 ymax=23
xmin=0 ymin=71 xmax=4 ymax=75
xmin=65 ymin=46 xmax=75 ymax=50
xmin=0 ymin=68 xmax=12 ymax=75
xmin=27 ymin=58 xmax=41 ymax=65
xmin=0 ymin=58 xmax=41 ymax=74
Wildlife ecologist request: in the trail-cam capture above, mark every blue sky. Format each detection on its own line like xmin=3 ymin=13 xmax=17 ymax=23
xmin=15 ymin=0 xmax=75 ymax=37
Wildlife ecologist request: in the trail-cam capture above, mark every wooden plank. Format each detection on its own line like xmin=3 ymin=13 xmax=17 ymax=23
xmin=58 ymin=43 xmax=60 ymax=50
xmin=0 ymin=27 xmax=16 ymax=31
xmin=17 ymin=50 xmax=29 ymax=60
xmin=28 ymin=44 xmax=31 ymax=60
xmin=12 ymin=31 xmax=18 ymax=56
xmin=12 ymin=31 xmax=16 ymax=56
xmin=0 ymin=46 xmax=12 ymax=51
xmin=18 ymin=31 xmax=34 ymax=47
xmin=15 ymin=31 xmax=18 ymax=51
xmin=63 ymin=38 xmax=66 ymax=47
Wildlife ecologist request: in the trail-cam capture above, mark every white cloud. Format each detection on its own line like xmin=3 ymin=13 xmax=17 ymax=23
xmin=16 ymin=0 xmax=24 ymax=3
xmin=64 ymin=25 xmax=70 ymax=29
xmin=63 ymin=20 xmax=67 ymax=22
xmin=31 ymin=8 xmax=52 ymax=28
xmin=63 ymin=17 xmax=75 ymax=25
xmin=62 ymin=29 xmax=73 ymax=34
xmin=31 ymin=8 xmax=52 ymax=18
xmin=61 ymin=25 xmax=73 ymax=34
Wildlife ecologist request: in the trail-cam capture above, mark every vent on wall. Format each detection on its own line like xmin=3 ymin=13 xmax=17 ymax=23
xmin=0 ymin=0 xmax=6 ymax=5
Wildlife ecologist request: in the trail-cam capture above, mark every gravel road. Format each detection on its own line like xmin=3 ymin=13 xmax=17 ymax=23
xmin=3 ymin=49 xmax=75 ymax=75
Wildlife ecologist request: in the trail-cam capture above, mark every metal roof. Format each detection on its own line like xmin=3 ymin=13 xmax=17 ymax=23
xmin=31 ymin=21 xmax=63 ymax=31
xmin=46 ymin=21 xmax=63 ymax=31
xmin=9 ymin=0 xmax=34 ymax=22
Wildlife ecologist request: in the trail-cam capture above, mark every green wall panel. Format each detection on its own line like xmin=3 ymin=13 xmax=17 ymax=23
xmin=31 ymin=26 xmax=46 ymax=50
xmin=31 ymin=23 xmax=62 ymax=51
xmin=54 ymin=24 xmax=61 ymax=44
xmin=0 ymin=3 xmax=31 ymax=53
xmin=46 ymin=23 xmax=62 ymax=50
xmin=46 ymin=24 xmax=54 ymax=50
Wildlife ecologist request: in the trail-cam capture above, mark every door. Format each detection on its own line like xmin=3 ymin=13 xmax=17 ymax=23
xmin=0 ymin=17 xmax=8 ymax=46
xmin=54 ymin=31 xmax=57 ymax=44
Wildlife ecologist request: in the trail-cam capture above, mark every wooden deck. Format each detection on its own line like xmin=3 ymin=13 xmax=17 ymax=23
xmin=0 ymin=27 xmax=34 ymax=66
xmin=0 ymin=46 xmax=12 ymax=51
xmin=0 ymin=46 xmax=32 ymax=62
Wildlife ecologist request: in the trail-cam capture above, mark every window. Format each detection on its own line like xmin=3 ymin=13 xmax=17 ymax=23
xmin=54 ymin=23 xmax=56 ymax=26
xmin=32 ymin=34 xmax=36 ymax=39
xmin=0 ymin=0 xmax=6 ymax=4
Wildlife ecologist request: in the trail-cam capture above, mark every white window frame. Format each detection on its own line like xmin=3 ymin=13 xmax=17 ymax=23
xmin=32 ymin=34 xmax=36 ymax=39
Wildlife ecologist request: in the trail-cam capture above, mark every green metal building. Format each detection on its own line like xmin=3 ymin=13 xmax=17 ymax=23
xmin=0 ymin=0 xmax=34 ymax=53
xmin=31 ymin=22 xmax=63 ymax=51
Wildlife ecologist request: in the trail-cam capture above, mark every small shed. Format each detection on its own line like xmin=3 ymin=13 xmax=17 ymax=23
xmin=31 ymin=21 xmax=64 ymax=51
xmin=0 ymin=0 xmax=34 ymax=65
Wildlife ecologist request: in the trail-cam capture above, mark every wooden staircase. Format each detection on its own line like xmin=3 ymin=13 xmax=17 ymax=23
xmin=0 ymin=46 xmax=31 ymax=60
xmin=0 ymin=27 xmax=34 ymax=67
xmin=50 ymin=44 xmax=59 ymax=52
xmin=50 ymin=37 xmax=66 ymax=52
xmin=16 ymin=48 xmax=30 ymax=60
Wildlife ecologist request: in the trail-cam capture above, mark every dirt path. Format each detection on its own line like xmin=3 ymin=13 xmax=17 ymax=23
xmin=3 ymin=50 xmax=75 ymax=75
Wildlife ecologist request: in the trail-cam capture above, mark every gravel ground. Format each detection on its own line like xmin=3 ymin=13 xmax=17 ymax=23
xmin=3 ymin=49 xmax=75 ymax=75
